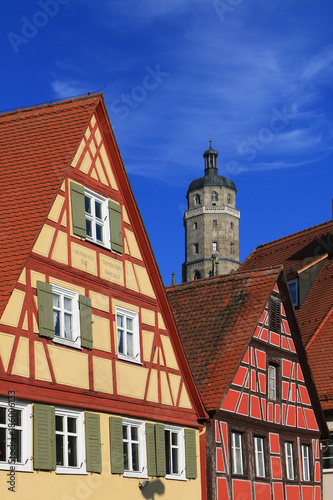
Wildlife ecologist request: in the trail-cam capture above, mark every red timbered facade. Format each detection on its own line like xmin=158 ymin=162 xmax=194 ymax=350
xmin=167 ymin=268 xmax=328 ymax=500
xmin=0 ymin=94 xmax=206 ymax=499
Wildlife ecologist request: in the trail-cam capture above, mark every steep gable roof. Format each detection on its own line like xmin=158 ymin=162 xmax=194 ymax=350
xmin=0 ymin=94 xmax=100 ymax=315
xmin=166 ymin=268 xmax=281 ymax=411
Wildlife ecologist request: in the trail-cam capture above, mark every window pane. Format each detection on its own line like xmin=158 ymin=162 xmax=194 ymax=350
xmin=54 ymin=310 xmax=60 ymax=337
xmin=118 ymin=330 xmax=124 ymax=354
xmin=11 ymin=429 xmax=21 ymax=463
xmin=96 ymin=224 xmax=103 ymax=242
xmin=0 ymin=407 xmax=6 ymax=424
xmin=323 ymin=435 xmax=333 ymax=470
xmin=64 ymin=313 xmax=72 ymax=339
xmin=68 ymin=418 xmax=76 ymax=434
xmin=84 ymin=196 xmax=91 ymax=214
xmin=127 ymin=332 xmax=133 ymax=357
xmin=86 ymin=219 xmax=92 ymax=237
xmin=56 ymin=434 xmax=64 ymax=465
xmin=117 ymin=315 xmax=123 ymax=328
xmin=165 ymin=430 xmax=171 ymax=474
xmin=131 ymin=426 xmax=138 ymax=441
xmin=56 ymin=415 xmax=63 ymax=431
xmin=132 ymin=443 xmax=139 ymax=471
xmin=95 ymin=201 xmax=102 ymax=220
xmin=14 ymin=409 xmax=21 ymax=427
xmin=126 ymin=317 xmax=133 ymax=331
xmin=68 ymin=435 xmax=77 ymax=467
xmin=123 ymin=441 xmax=129 ymax=470
xmin=122 ymin=425 xmax=128 ymax=440
xmin=53 ymin=293 xmax=60 ymax=308
xmin=0 ymin=427 xmax=6 ymax=462
xmin=64 ymin=297 xmax=72 ymax=312
xmin=172 ymin=432 xmax=178 ymax=446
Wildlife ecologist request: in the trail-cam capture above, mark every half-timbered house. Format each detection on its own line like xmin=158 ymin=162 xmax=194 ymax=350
xmin=167 ymin=268 xmax=328 ymax=500
xmin=0 ymin=94 xmax=207 ymax=499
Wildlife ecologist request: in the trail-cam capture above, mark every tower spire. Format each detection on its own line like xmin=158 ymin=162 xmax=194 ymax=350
xmin=203 ymin=140 xmax=219 ymax=173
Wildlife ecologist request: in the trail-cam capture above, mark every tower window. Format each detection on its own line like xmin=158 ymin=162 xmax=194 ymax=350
xmin=194 ymin=243 xmax=199 ymax=254
xmin=227 ymin=193 xmax=232 ymax=204
xmin=211 ymin=191 xmax=218 ymax=202
xmin=194 ymin=271 xmax=201 ymax=280
xmin=213 ymin=242 xmax=218 ymax=252
xmin=193 ymin=222 xmax=197 ymax=230
xmin=195 ymin=194 xmax=201 ymax=205
xmin=213 ymin=220 xmax=217 ymax=228
xmin=230 ymin=242 xmax=234 ymax=255
xmin=230 ymin=222 xmax=234 ymax=230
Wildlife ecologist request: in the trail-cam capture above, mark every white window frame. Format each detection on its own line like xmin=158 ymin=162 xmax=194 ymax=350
xmin=231 ymin=431 xmax=243 ymax=475
xmin=51 ymin=284 xmax=81 ymax=349
xmin=302 ymin=444 xmax=311 ymax=481
xmin=285 ymin=442 xmax=295 ymax=480
xmin=122 ymin=418 xmax=147 ymax=478
xmin=84 ymin=187 xmax=110 ymax=249
xmin=323 ymin=433 xmax=333 ymax=471
xmin=164 ymin=425 xmax=185 ymax=480
xmin=254 ymin=436 xmax=265 ymax=478
xmin=55 ymin=408 xmax=86 ymax=474
xmin=268 ymin=364 xmax=277 ymax=401
xmin=116 ymin=307 xmax=141 ymax=363
xmin=0 ymin=399 xmax=31 ymax=472
xmin=288 ymin=278 xmax=298 ymax=307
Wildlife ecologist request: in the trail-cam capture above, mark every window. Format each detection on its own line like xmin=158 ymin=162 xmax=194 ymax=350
xmin=302 ymin=444 xmax=311 ymax=481
xmin=227 ymin=193 xmax=232 ymax=204
xmin=165 ymin=426 xmax=185 ymax=479
xmin=213 ymin=242 xmax=218 ymax=252
xmin=0 ymin=400 xmax=31 ymax=471
xmin=230 ymin=242 xmax=234 ymax=255
xmin=270 ymin=297 xmax=281 ymax=333
xmin=195 ymin=194 xmax=201 ymax=205
xmin=193 ymin=222 xmax=197 ymax=230
xmin=194 ymin=271 xmax=201 ymax=280
xmin=55 ymin=408 xmax=85 ymax=474
xmin=254 ymin=436 xmax=265 ymax=477
xmin=230 ymin=222 xmax=234 ymax=229
xmin=231 ymin=431 xmax=244 ymax=475
xmin=116 ymin=307 xmax=140 ymax=363
xmin=84 ymin=188 xmax=110 ymax=248
xmin=268 ymin=364 xmax=277 ymax=401
xmin=288 ymin=279 xmax=298 ymax=307
xmin=211 ymin=191 xmax=218 ymax=202
xmin=323 ymin=433 xmax=333 ymax=471
xmin=122 ymin=419 xmax=147 ymax=477
xmin=213 ymin=220 xmax=217 ymax=228
xmin=285 ymin=442 xmax=295 ymax=480
xmin=194 ymin=243 xmax=199 ymax=254
xmin=70 ymin=182 xmax=123 ymax=254
xmin=52 ymin=285 xmax=80 ymax=348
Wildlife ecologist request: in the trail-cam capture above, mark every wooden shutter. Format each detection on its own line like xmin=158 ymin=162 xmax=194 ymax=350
xmin=70 ymin=182 xmax=86 ymax=238
xmin=109 ymin=200 xmax=123 ymax=254
xmin=37 ymin=281 xmax=54 ymax=339
xmin=109 ymin=417 xmax=124 ymax=474
xmin=155 ymin=423 xmax=166 ymax=477
xmin=185 ymin=428 xmax=197 ymax=479
xmin=85 ymin=412 xmax=102 ymax=473
xmin=33 ymin=404 xmax=56 ymax=470
xmin=270 ymin=297 xmax=281 ymax=333
xmin=79 ymin=295 xmax=93 ymax=349
xmin=146 ymin=423 xmax=157 ymax=476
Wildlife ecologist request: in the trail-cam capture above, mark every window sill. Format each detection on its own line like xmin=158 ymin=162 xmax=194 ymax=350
xmin=118 ymin=354 xmax=142 ymax=365
xmin=165 ymin=474 xmax=186 ymax=481
xmin=0 ymin=463 xmax=32 ymax=472
xmin=53 ymin=337 xmax=82 ymax=350
xmin=85 ymin=235 xmax=111 ymax=251
xmin=123 ymin=471 xmax=148 ymax=479
xmin=56 ymin=468 xmax=87 ymax=475
xmin=323 ymin=469 xmax=333 ymax=473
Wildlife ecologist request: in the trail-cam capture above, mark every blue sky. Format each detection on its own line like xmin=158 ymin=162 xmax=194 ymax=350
xmin=2 ymin=1 xmax=333 ymax=284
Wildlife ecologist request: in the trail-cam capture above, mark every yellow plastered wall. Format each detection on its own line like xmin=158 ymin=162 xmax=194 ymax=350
xmin=0 ymin=411 xmax=202 ymax=500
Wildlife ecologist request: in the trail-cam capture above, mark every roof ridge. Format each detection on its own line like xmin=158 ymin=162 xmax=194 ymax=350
xmin=0 ymin=92 xmax=102 ymax=119
xmin=254 ymin=220 xmax=332 ymax=250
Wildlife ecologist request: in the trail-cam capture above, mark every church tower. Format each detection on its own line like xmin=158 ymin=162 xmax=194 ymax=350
xmin=182 ymin=141 xmax=240 ymax=282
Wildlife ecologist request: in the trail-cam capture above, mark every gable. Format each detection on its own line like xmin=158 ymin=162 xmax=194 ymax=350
xmin=220 ymin=282 xmax=320 ymax=432
xmin=0 ymin=106 xmax=201 ymax=424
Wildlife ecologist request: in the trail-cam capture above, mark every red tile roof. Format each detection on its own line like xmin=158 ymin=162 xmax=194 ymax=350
xmin=166 ymin=268 xmax=281 ymax=411
xmin=0 ymin=94 xmax=100 ymax=316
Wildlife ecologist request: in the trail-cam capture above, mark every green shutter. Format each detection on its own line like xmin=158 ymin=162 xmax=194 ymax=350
xmin=109 ymin=200 xmax=123 ymax=254
xmin=37 ymin=281 xmax=54 ymax=339
xmin=70 ymin=182 xmax=86 ymax=238
xmin=33 ymin=404 xmax=56 ymax=470
xmin=109 ymin=417 xmax=124 ymax=474
xmin=155 ymin=423 xmax=166 ymax=477
xmin=85 ymin=412 xmax=102 ymax=473
xmin=185 ymin=428 xmax=197 ymax=479
xmin=79 ymin=295 xmax=93 ymax=349
xmin=146 ymin=423 xmax=157 ymax=476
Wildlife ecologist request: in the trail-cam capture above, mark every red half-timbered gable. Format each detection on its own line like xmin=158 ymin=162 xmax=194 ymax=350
xmin=167 ymin=268 xmax=328 ymax=500
xmin=0 ymin=94 xmax=206 ymax=499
